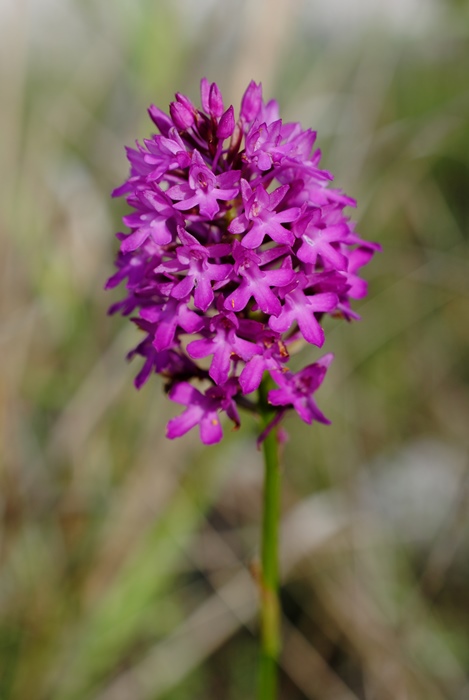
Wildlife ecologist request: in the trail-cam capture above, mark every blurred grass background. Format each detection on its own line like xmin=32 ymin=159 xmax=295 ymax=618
xmin=1 ymin=0 xmax=469 ymax=698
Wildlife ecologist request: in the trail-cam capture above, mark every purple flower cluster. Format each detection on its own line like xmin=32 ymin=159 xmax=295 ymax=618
xmin=107 ymin=79 xmax=379 ymax=444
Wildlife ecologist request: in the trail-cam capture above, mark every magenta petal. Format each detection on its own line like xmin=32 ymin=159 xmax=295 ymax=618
xmin=167 ymin=183 xmax=192 ymax=201
xmin=200 ymin=414 xmax=223 ymax=444
xmin=241 ymin=224 xmax=265 ymax=249
xmin=274 ymin=207 xmax=301 ymax=224
xmin=120 ymin=229 xmax=149 ymax=253
xmin=266 ymin=221 xmax=295 ymax=245
xmin=257 ymin=151 xmax=272 ymax=171
xmin=229 ymin=216 xmax=248 ymax=235
xmin=149 ymin=221 xmax=173 ymax=246
xmin=208 ymin=263 xmax=231 ymax=282
xmin=232 ymin=337 xmax=258 ymax=361
xmin=268 ymin=185 xmax=289 ymax=210
xmin=198 ymin=195 xmax=220 ymax=220
xmin=240 ymin=80 xmax=262 ymax=122
xmin=178 ymin=305 xmax=204 ymax=333
xmin=134 ymin=355 xmax=154 ymax=389
xmin=187 ymin=338 xmax=214 ymax=359
xmin=194 ymin=276 xmax=214 ymax=311
xmin=173 ymin=195 xmax=200 ymax=211
xmin=218 ymin=170 xmax=241 ymax=189
xmin=208 ymin=345 xmax=231 ymax=385
xmin=318 ymin=244 xmax=348 ymax=270
xmin=224 ymin=283 xmax=251 ymax=312
xmin=307 ymin=292 xmax=338 ymax=313
xmin=267 ymin=387 xmax=289 ymax=406
xmin=208 ymin=82 xmax=224 ymax=118
xmin=269 ymin=308 xmax=293 ymax=334
xmin=240 ymin=179 xmax=253 ymax=202
xmin=166 ymin=407 xmax=201 ymax=439
xmin=294 ymin=401 xmax=313 ymax=424
xmin=318 ymin=353 xmax=334 ymax=370
xmin=148 ymin=105 xmax=173 ymax=135
xmin=262 ymin=268 xmax=295 ymax=287
xmin=171 ymin=275 xmax=195 ymax=300
xmin=200 ymin=77 xmax=211 ymax=113
xmin=297 ymin=310 xmax=325 ymax=346
xmin=169 ymin=382 xmax=199 ymax=405
xmin=348 ymin=276 xmax=368 ymax=299
xmin=239 ymin=354 xmax=265 ymax=394
xmin=251 ymin=283 xmax=281 ymax=317
xmin=296 ymin=399 xmax=329 ymax=425
xmin=153 ymin=318 xmax=177 ymax=351
xmin=140 ymin=306 xmax=161 ymax=323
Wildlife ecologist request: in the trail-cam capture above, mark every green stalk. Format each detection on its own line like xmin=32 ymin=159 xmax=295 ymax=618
xmin=258 ymin=378 xmax=281 ymax=700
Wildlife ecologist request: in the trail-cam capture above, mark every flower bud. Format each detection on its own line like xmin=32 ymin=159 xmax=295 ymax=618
xmin=217 ymin=105 xmax=235 ymax=139
xmin=240 ymin=80 xmax=262 ymax=122
xmin=148 ymin=104 xmax=172 ymax=136
xmin=200 ymin=78 xmax=224 ymax=119
xmin=208 ymin=83 xmax=224 ymax=118
xmin=175 ymin=92 xmax=196 ymax=113
xmin=200 ymin=77 xmax=211 ymax=114
xmin=170 ymin=100 xmax=194 ymax=130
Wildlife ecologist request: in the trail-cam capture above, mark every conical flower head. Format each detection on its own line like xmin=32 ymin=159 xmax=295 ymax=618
xmin=107 ymin=79 xmax=380 ymax=444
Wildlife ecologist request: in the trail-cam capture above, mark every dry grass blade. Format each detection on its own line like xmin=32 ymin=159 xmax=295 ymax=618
xmin=95 ymin=569 xmax=257 ymax=700
xmin=282 ymin=619 xmax=360 ymax=700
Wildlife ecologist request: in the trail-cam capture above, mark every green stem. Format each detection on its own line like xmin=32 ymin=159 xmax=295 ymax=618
xmin=258 ymin=378 xmax=281 ymax=700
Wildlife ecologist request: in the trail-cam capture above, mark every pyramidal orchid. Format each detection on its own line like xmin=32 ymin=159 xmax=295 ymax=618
xmin=107 ymin=78 xmax=379 ymax=445
xmin=107 ymin=78 xmax=380 ymax=700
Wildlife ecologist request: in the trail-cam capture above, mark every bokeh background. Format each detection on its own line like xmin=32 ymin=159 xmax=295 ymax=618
xmin=1 ymin=0 xmax=469 ymax=698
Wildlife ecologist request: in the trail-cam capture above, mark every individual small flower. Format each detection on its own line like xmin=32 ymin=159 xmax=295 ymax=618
xmin=245 ymin=119 xmax=283 ymax=171
xmin=157 ymin=227 xmax=232 ymax=312
xmin=128 ymin=339 xmax=200 ymax=390
xmin=294 ymin=207 xmax=350 ymax=270
xmin=229 ymin=180 xmax=301 ymax=248
xmin=187 ymin=312 xmax=258 ymax=385
xmin=140 ymin=299 xmax=204 ymax=352
xmin=107 ymin=78 xmax=379 ymax=443
xmin=269 ymin=274 xmax=338 ymax=346
xmin=224 ymin=241 xmax=295 ymax=317
xmin=167 ymin=381 xmax=239 ymax=444
xmin=167 ymin=151 xmax=240 ymax=219
xmin=140 ymin=130 xmax=191 ymax=183
xmin=268 ymin=354 xmax=334 ymax=425
xmin=239 ymin=332 xmax=289 ymax=394
xmin=120 ymin=188 xmax=181 ymax=252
